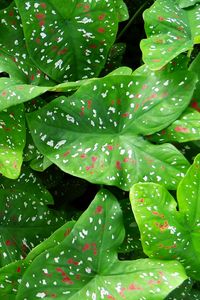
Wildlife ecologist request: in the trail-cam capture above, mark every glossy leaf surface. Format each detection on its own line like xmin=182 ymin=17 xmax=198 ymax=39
xmin=130 ymin=154 xmax=200 ymax=280
xmin=141 ymin=0 xmax=200 ymax=70
xmin=15 ymin=0 xmax=126 ymax=82
xmin=27 ymin=72 xmax=195 ymax=190
xmin=16 ymin=190 xmax=187 ymax=300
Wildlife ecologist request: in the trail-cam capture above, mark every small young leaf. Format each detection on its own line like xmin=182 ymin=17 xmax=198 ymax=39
xmin=0 ymin=104 xmax=26 ymax=179
xmin=141 ymin=0 xmax=200 ymax=70
xmin=27 ymin=72 xmax=195 ymax=190
xmin=16 ymin=190 xmax=187 ymax=300
xmin=130 ymin=153 xmax=200 ymax=280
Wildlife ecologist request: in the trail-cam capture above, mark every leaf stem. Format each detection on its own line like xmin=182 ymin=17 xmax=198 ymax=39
xmin=117 ymin=0 xmax=150 ymax=41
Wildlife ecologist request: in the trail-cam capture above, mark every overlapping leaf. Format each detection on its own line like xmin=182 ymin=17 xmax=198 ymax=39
xmin=27 ymin=71 xmax=197 ymax=190
xmin=141 ymin=0 xmax=200 ymax=70
xmin=179 ymin=0 xmax=200 ymax=8
xmin=0 ymin=104 xmax=25 ymax=179
xmin=15 ymin=0 xmax=126 ymax=82
xmin=147 ymin=108 xmax=200 ymax=143
xmin=0 ymin=3 xmax=54 ymax=85
xmin=0 ymin=167 xmax=67 ymax=267
xmin=190 ymin=52 xmax=200 ymax=111
xmin=0 ymin=221 xmax=75 ymax=299
xmin=16 ymin=189 xmax=187 ymax=300
xmin=130 ymin=154 xmax=200 ymax=280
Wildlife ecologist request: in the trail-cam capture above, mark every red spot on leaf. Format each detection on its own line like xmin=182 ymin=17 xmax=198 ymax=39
xmin=158 ymin=16 xmax=165 ymax=21
xmin=134 ymin=103 xmax=140 ymax=112
xmin=51 ymin=294 xmax=57 ymax=298
xmin=191 ymin=101 xmax=200 ymax=112
xmin=40 ymin=3 xmax=47 ymax=8
xmin=1 ymin=91 xmax=7 ymax=97
xmin=64 ymin=228 xmax=71 ymax=237
xmin=87 ymin=100 xmax=92 ymax=109
xmin=58 ymin=48 xmax=68 ymax=55
xmin=98 ymin=27 xmax=105 ymax=33
xmin=9 ymin=10 xmax=14 ymax=17
xmin=63 ymin=150 xmax=70 ymax=157
xmin=122 ymin=112 xmax=129 ymax=118
xmin=128 ymin=283 xmax=143 ymax=290
xmin=5 ymin=240 xmax=11 ymax=246
xmin=36 ymin=38 xmax=41 ymax=44
xmin=52 ymin=45 xmax=58 ymax=52
xmin=82 ymin=243 xmax=90 ymax=252
xmin=17 ymin=267 xmax=21 ymax=273
xmin=107 ymin=296 xmax=115 ymax=300
xmin=83 ymin=4 xmax=90 ymax=12
xmin=116 ymin=161 xmax=122 ymax=170
xmin=174 ymin=126 xmax=189 ymax=133
xmin=35 ymin=13 xmax=46 ymax=19
xmin=30 ymin=75 xmax=35 ymax=81
xmin=89 ymin=44 xmax=97 ymax=49
xmin=152 ymin=59 xmax=161 ymax=63
xmin=95 ymin=206 xmax=103 ymax=214
xmin=39 ymin=20 xmax=45 ymax=27
xmin=92 ymin=156 xmax=97 ymax=162
xmin=98 ymin=13 xmax=106 ymax=20
xmin=80 ymin=154 xmax=87 ymax=159
xmin=107 ymin=145 xmax=113 ymax=151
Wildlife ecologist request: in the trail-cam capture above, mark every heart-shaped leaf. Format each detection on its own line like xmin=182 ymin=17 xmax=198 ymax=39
xmin=130 ymin=153 xmax=200 ymax=280
xmin=147 ymin=108 xmax=200 ymax=143
xmin=0 ymin=167 xmax=67 ymax=267
xmin=0 ymin=104 xmax=26 ymax=179
xmin=141 ymin=0 xmax=200 ymax=70
xmin=179 ymin=0 xmax=200 ymax=8
xmin=15 ymin=0 xmax=126 ymax=82
xmin=0 ymin=3 xmax=55 ymax=85
xmin=27 ymin=71 xmax=196 ymax=190
xmin=16 ymin=189 xmax=188 ymax=300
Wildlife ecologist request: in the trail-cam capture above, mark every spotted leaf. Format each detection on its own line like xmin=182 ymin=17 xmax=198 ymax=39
xmin=141 ymin=0 xmax=200 ymax=70
xmin=0 ymin=167 xmax=67 ymax=267
xmin=147 ymin=108 xmax=200 ymax=143
xmin=179 ymin=0 xmax=200 ymax=8
xmin=190 ymin=52 xmax=200 ymax=112
xmin=0 ymin=3 xmax=55 ymax=85
xmin=15 ymin=0 xmax=126 ymax=82
xmin=27 ymin=72 xmax=196 ymax=190
xmin=0 ymin=221 xmax=75 ymax=299
xmin=130 ymin=154 xmax=200 ymax=280
xmin=114 ymin=0 xmax=129 ymax=21
xmin=16 ymin=189 xmax=187 ymax=300
xmin=0 ymin=104 xmax=25 ymax=179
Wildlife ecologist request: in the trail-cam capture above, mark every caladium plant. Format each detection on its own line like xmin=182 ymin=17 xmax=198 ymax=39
xmin=130 ymin=153 xmax=200 ymax=280
xmin=1 ymin=0 xmax=200 ymax=298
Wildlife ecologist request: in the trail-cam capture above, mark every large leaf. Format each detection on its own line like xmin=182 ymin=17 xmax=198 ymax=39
xmin=16 ymin=189 xmax=187 ymax=300
xmin=15 ymin=0 xmax=126 ymax=82
xmin=130 ymin=153 xmax=200 ymax=280
xmin=0 ymin=104 xmax=26 ymax=179
xmin=141 ymin=0 xmax=200 ymax=70
xmin=179 ymin=0 xmax=200 ymax=8
xmin=0 ymin=167 xmax=66 ymax=267
xmin=26 ymin=71 xmax=196 ymax=190
xmin=0 ymin=3 xmax=54 ymax=85
xmin=147 ymin=108 xmax=200 ymax=143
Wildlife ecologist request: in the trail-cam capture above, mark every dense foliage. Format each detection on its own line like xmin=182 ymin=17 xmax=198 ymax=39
xmin=1 ymin=0 xmax=200 ymax=299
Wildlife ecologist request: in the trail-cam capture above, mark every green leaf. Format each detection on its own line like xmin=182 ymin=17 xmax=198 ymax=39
xmin=147 ymin=108 xmax=200 ymax=143
xmin=141 ymin=0 xmax=200 ymax=70
xmin=16 ymin=189 xmax=187 ymax=300
xmin=190 ymin=52 xmax=200 ymax=112
xmin=0 ymin=104 xmax=26 ymax=179
xmin=15 ymin=0 xmax=125 ymax=82
xmin=27 ymin=71 xmax=195 ymax=190
xmin=0 ymin=167 xmax=66 ymax=267
xmin=179 ymin=0 xmax=200 ymax=8
xmin=0 ymin=260 xmax=28 ymax=300
xmin=130 ymin=153 xmax=200 ymax=280
xmin=114 ymin=0 xmax=129 ymax=21
xmin=0 ymin=221 xmax=75 ymax=299
xmin=0 ymin=3 xmax=55 ymax=85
